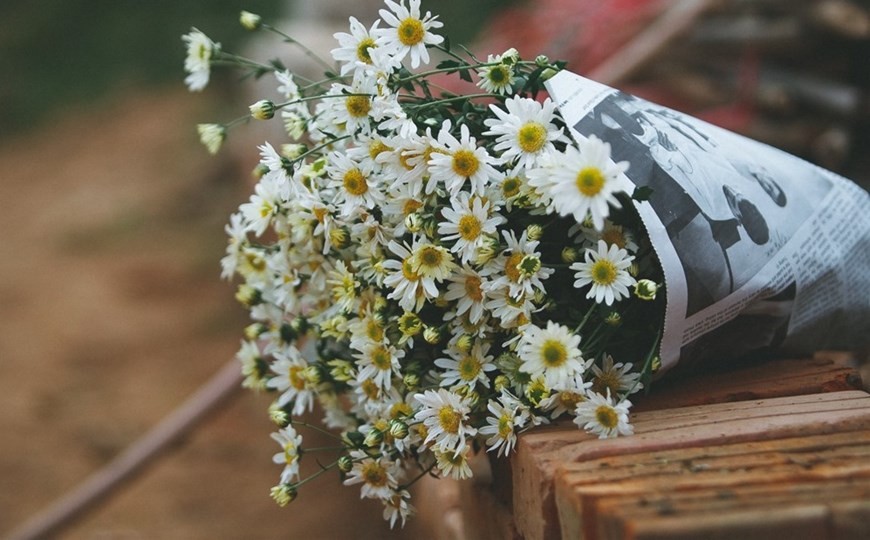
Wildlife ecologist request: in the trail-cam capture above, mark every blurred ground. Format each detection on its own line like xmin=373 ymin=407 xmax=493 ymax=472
xmin=0 ymin=89 xmax=426 ymax=539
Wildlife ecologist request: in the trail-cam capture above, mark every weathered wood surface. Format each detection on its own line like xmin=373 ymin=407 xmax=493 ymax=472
xmin=513 ymin=389 xmax=870 ymax=540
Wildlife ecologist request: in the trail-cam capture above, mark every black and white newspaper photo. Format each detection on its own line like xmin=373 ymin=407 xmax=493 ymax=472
xmin=546 ymin=70 xmax=870 ymax=371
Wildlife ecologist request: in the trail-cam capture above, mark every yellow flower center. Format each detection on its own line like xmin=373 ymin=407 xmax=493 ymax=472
xmin=371 ymin=346 xmax=392 ymax=371
xmin=391 ymin=402 xmax=413 ymax=419
xmin=504 ymin=252 xmax=524 ymax=282
xmin=592 ymin=371 xmax=621 ymax=396
xmin=417 ymin=246 xmax=444 ymax=270
xmin=366 ymin=320 xmax=384 ymax=342
xmin=458 ymin=214 xmax=482 ymax=241
xmin=517 ymin=122 xmax=547 ymax=153
xmin=464 ymin=275 xmax=483 ymax=301
xmin=402 ymin=199 xmax=423 ymax=215
xmin=361 ymin=379 xmax=381 ymax=400
xmin=312 ymin=207 xmax=328 ymax=223
xmin=345 ymin=95 xmax=371 ymax=118
xmin=401 ymin=258 xmax=419 ymax=281
xmin=601 ymin=227 xmax=626 ymax=249
xmin=502 ymin=176 xmax=521 ymax=198
xmin=452 ymin=149 xmax=480 ymax=178
xmin=541 ymin=339 xmax=568 ymax=368
xmin=458 ymin=355 xmax=481 ymax=381
xmin=361 ymin=461 xmax=388 ymax=487
xmin=288 ymin=366 xmax=306 ymax=390
xmin=438 ymin=406 xmax=461 ymax=434
xmin=283 ymin=442 xmax=298 ymax=464
xmin=576 ymin=166 xmax=606 ymax=197
xmin=498 ymin=415 xmax=513 ymax=438
xmin=558 ymin=390 xmax=584 ymax=410
xmin=591 ymin=259 xmax=618 ymax=285
xmin=259 ymin=200 xmax=274 ymax=218
xmin=368 ymin=140 xmax=391 ymax=160
xmin=343 ymin=168 xmax=368 ymax=196
xmin=397 ymin=17 xmax=425 ymax=46
xmin=398 ymin=152 xmax=415 ymax=171
xmin=595 ymin=405 xmax=619 ymax=429
xmin=356 ymin=37 xmax=376 ymax=64
xmin=487 ymin=65 xmax=511 ymax=85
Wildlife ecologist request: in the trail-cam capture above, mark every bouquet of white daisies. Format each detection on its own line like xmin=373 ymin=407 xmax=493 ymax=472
xmin=185 ymin=1 xmax=664 ymax=526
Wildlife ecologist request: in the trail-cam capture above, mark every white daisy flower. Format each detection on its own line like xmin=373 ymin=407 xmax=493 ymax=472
xmin=443 ymin=265 xmax=489 ymax=324
xmin=434 ymin=448 xmax=473 ymax=479
xmin=434 ymin=341 xmax=497 ymax=390
xmin=538 ymin=372 xmax=593 ymax=420
xmin=479 ymin=391 xmax=528 ymax=457
xmin=343 ymin=450 xmax=402 ymax=500
xmin=182 ymin=28 xmax=219 ymax=91
xmin=528 ymin=136 xmax=631 ymax=230
xmin=517 ymin=321 xmax=585 ymax=389
xmin=220 ymin=212 xmax=247 ymax=279
xmin=382 ymin=489 xmax=414 ymax=529
xmin=413 ymin=388 xmax=477 ymax=456
xmin=270 ymin=425 xmax=303 ymax=484
xmin=476 ymin=51 xmax=517 ymax=95
xmin=326 ymin=260 xmax=359 ymax=313
xmin=355 ymin=341 xmax=405 ymax=391
xmin=484 ymin=97 xmax=564 ymax=171
xmin=571 ymin=240 xmax=637 ymax=306
xmin=410 ymin=241 xmax=457 ymax=294
xmin=483 ymin=287 xmax=535 ymax=328
xmin=428 ymin=122 xmax=500 ymax=197
xmin=331 ymin=17 xmax=384 ymax=76
xmin=374 ymin=0 xmax=444 ymax=69
xmin=382 ymin=239 xmax=428 ymax=311
xmin=239 ymin=175 xmax=284 ymax=236
xmin=326 ymin=152 xmax=385 ymax=218
xmin=487 ymin=230 xmax=554 ymax=299
xmin=438 ymin=192 xmax=505 ymax=263
xmin=571 ymin=219 xmax=639 ymax=253
xmin=267 ymin=345 xmax=315 ymax=416
xmin=574 ymin=390 xmax=634 ymax=439
xmin=591 ymin=354 xmax=643 ymax=397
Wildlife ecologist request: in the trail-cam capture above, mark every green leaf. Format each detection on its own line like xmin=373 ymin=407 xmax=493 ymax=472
xmin=632 ymin=186 xmax=654 ymax=201
xmin=436 ymin=59 xmax=461 ymax=70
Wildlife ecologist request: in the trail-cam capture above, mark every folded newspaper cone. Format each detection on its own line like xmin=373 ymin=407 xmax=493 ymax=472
xmin=546 ymin=70 xmax=870 ymax=373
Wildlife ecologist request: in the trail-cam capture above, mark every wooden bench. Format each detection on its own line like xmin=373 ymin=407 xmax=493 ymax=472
xmin=417 ymin=352 xmax=869 ymax=540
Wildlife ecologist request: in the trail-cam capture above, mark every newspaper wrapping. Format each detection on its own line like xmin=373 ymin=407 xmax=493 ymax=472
xmin=546 ymin=70 xmax=870 ymax=373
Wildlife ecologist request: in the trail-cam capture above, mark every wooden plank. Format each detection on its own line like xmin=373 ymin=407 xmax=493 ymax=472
xmin=512 ymin=390 xmax=870 ymax=540
xmin=633 ymin=352 xmax=863 ymax=411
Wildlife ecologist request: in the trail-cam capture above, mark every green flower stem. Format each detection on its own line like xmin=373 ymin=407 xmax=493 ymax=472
xmin=574 ymin=303 xmax=597 ymax=334
xmin=289 ymin=419 xmax=344 ymax=441
xmin=409 ymin=92 xmax=504 ymax=111
xmin=262 ymin=23 xmax=336 ymax=73
xmin=289 ymin=134 xmax=353 ymax=165
xmin=399 ymin=461 xmax=437 ymax=490
xmin=292 ymin=458 xmax=341 ymax=489
xmin=212 ymin=53 xmax=276 ymax=73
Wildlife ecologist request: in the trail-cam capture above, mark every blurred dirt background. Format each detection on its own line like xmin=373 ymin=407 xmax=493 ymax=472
xmin=1 ymin=1 xmax=867 ymax=539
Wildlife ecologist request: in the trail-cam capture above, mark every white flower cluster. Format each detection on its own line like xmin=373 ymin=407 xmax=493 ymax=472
xmin=186 ymin=0 xmax=664 ymax=527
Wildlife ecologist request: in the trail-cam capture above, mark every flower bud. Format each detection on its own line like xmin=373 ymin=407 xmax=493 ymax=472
xmin=197 ymin=123 xmax=226 ymax=155
xmin=404 ymin=213 xmax=423 ymax=233
xmin=252 ymin=163 xmax=269 ymax=180
xmin=268 ymin=403 xmax=289 ymax=426
xmin=634 ymin=279 xmax=658 ymax=301
xmin=235 ymin=284 xmax=262 ymax=307
xmin=270 ymin=484 xmax=297 ymax=506
xmin=454 ymin=334 xmax=473 ymax=353
xmin=244 ymin=322 xmax=269 ymax=340
xmin=389 ymin=420 xmax=409 ymax=440
xmin=364 ymin=428 xmax=384 ymax=448
xmin=525 ymin=224 xmax=544 ymax=242
xmin=494 ymin=375 xmax=510 ymax=392
xmin=329 ymin=228 xmax=351 ymax=250
xmin=561 ymin=246 xmax=579 ymax=264
xmin=535 ymin=54 xmax=550 ymax=67
xmin=337 ymin=455 xmax=354 ymax=473
xmin=403 ymin=372 xmax=420 ymax=389
xmin=604 ymin=311 xmax=622 ymax=326
xmin=281 ymin=143 xmax=307 ymax=159
xmin=240 ymin=11 xmax=262 ymax=31
xmin=249 ymin=99 xmax=276 ymax=120
xmin=423 ymin=325 xmax=442 ymax=344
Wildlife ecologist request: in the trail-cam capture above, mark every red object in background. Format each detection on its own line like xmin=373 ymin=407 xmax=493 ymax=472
xmin=476 ymin=0 xmax=666 ymax=72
